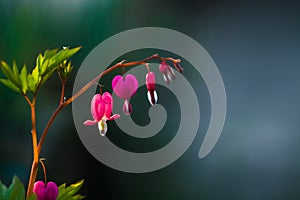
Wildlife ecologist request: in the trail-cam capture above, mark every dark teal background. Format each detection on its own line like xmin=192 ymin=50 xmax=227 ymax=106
xmin=1 ymin=0 xmax=300 ymax=199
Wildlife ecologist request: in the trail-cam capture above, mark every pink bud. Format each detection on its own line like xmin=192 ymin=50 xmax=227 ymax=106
xmin=159 ymin=62 xmax=176 ymax=84
xmin=146 ymin=72 xmax=156 ymax=91
xmin=146 ymin=72 xmax=158 ymax=106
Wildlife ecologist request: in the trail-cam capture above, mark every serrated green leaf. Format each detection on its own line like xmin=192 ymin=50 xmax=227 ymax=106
xmin=0 ymin=79 xmax=21 ymax=93
xmin=20 ymin=65 xmax=28 ymax=94
xmin=0 ymin=61 xmax=21 ymax=87
xmin=0 ymin=180 xmax=8 ymax=200
xmin=57 ymin=179 xmax=84 ymax=200
xmin=6 ymin=176 xmax=25 ymax=200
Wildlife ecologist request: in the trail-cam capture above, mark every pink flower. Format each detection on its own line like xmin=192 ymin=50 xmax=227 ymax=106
xmin=112 ymin=74 xmax=138 ymax=115
xmin=159 ymin=62 xmax=176 ymax=84
xmin=33 ymin=181 xmax=58 ymax=200
xmin=84 ymin=92 xmax=120 ymax=136
xmin=146 ymin=71 xmax=158 ymax=106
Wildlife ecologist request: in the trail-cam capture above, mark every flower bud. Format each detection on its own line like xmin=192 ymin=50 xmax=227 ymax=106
xmin=146 ymin=72 xmax=158 ymax=106
xmin=159 ymin=62 xmax=176 ymax=84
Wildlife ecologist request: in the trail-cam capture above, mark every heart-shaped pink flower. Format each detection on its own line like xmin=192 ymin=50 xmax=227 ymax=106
xmin=112 ymin=74 xmax=138 ymax=100
xmin=33 ymin=181 xmax=58 ymax=200
xmin=84 ymin=92 xmax=120 ymax=136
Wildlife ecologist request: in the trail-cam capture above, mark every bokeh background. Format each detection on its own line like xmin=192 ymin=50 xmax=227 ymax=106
xmin=1 ymin=0 xmax=300 ymax=199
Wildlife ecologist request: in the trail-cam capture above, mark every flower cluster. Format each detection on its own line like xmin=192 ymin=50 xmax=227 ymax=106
xmin=84 ymin=61 xmax=182 ymax=136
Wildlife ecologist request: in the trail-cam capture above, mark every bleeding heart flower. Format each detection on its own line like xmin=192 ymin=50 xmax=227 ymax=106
xmin=33 ymin=181 xmax=58 ymax=200
xmin=146 ymin=71 xmax=158 ymax=106
xmin=112 ymin=74 xmax=138 ymax=115
xmin=84 ymin=92 xmax=120 ymax=136
xmin=159 ymin=62 xmax=176 ymax=84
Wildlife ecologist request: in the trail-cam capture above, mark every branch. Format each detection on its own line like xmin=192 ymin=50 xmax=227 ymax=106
xmin=37 ymin=54 xmax=181 ymax=153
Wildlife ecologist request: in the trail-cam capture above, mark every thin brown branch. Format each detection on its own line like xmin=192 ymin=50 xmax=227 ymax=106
xmin=37 ymin=78 xmax=66 ymax=153
xmin=64 ymin=54 xmax=164 ymax=106
xmin=37 ymin=53 xmax=181 ymax=156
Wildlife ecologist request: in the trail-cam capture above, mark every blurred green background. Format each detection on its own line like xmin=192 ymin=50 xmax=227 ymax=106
xmin=1 ymin=0 xmax=300 ymax=199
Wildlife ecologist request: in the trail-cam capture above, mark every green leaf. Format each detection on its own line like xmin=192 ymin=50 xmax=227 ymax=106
xmin=57 ymin=61 xmax=74 ymax=80
xmin=31 ymin=66 xmax=40 ymax=83
xmin=26 ymin=193 xmax=37 ymax=200
xmin=0 ymin=180 xmax=8 ymax=200
xmin=26 ymin=64 xmax=41 ymax=93
xmin=19 ymin=65 xmax=28 ymax=94
xmin=36 ymin=54 xmax=44 ymax=75
xmin=27 ymin=74 xmax=37 ymax=93
xmin=57 ymin=179 xmax=85 ymax=200
xmin=6 ymin=176 xmax=25 ymax=200
xmin=0 ymin=61 xmax=21 ymax=87
xmin=44 ymin=49 xmax=58 ymax=59
xmin=43 ymin=46 xmax=81 ymax=76
xmin=12 ymin=61 xmax=19 ymax=75
xmin=40 ymin=59 xmax=49 ymax=75
xmin=0 ymin=79 xmax=21 ymax=93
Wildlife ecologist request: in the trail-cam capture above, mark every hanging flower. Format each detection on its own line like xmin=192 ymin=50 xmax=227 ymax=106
xmin=173 ymin=62 xmax=184 ymax=73
xmin=159 ymin=62 xmax=176 ymax=84
xmin=146 ymin=71 xmax=158 ymax=106
xmin=84 ymin=92 xmax=120 ymax=136
xmin=112 ymin=74 xmax=138 ymax=115
xmin=33 ymin=181 xmax=58 ymax=200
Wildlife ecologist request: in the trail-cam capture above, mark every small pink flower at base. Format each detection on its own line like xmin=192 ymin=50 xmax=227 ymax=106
xmin=146 ymin=71 xmax=158 ymax=106
xmin=112 ymin=74 xmax=138 ymax=115
xmin=159 ymin=62 xmax=176 ymax=84
xmin=84 ymin=92 xmax=120 ymax=136
xmin=33 ymin=181 xmax=58 ymax=200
